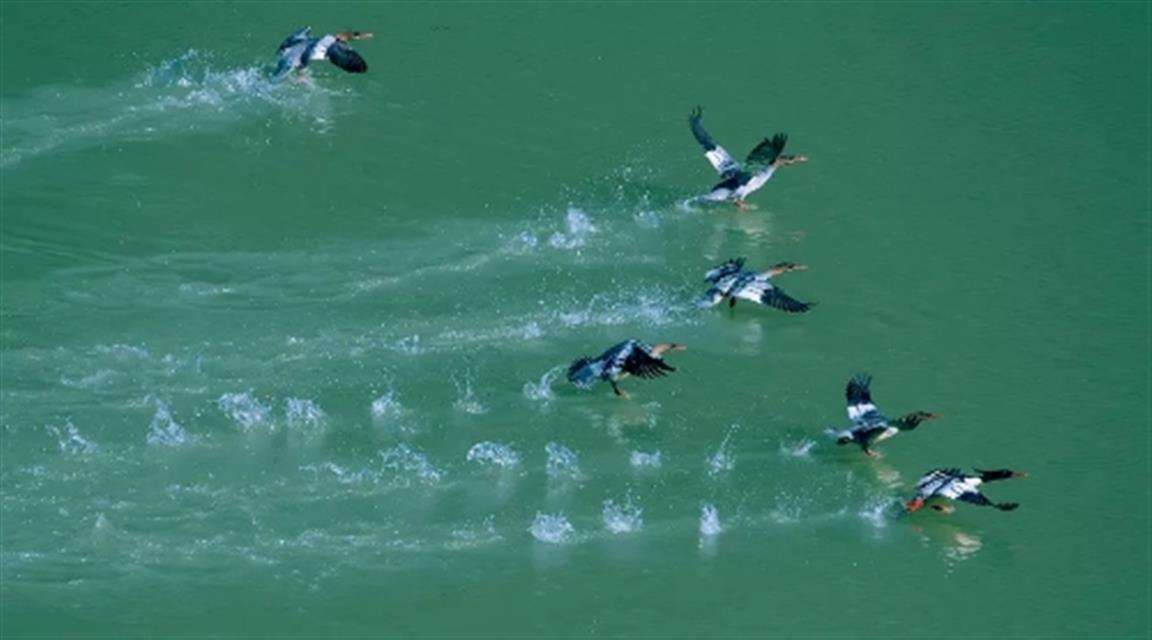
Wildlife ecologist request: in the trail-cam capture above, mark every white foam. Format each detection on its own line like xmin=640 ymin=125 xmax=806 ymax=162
xmin=528 ymin=512 xmax=574 ymax=544
xmin=602 ymin=496 xmax=643 ymax=534
xmin=466 ymin=442 xmax=521 ymax=468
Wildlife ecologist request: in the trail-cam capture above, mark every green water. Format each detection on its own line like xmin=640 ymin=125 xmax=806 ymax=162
xmin=2 ymin=2 xmax=1149 ymax=636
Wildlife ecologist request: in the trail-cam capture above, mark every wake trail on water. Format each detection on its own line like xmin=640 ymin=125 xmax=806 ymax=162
xmin=1 ymin=50 xmax=346 ymax=169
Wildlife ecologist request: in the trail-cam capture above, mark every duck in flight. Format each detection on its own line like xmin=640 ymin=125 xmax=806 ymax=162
xmin=700 ymin=258 xmax=813 ymax=313
xmin=567 ymin=340 xmax=685 ymax=398
xmin=274 ymin=28 xmax=373 ymax=79
xmin=825 ymin=374 xmax=939 ymax=457
xmin=689 ymin=107 xmax=808 ymax=210
xmin=906 ymin=468 xmax=1025 ymax=513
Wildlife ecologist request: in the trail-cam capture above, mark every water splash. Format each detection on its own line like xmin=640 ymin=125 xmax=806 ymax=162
xmin=217 ymin=391 xmax=273 ymax=431
xmin=545 ymin=442 xmax=583 ymax=481
xmin=393 ymin=335 xmax=422 ymax=356
xmin=466 ymin=442 xmax=521 ymax=468
xmin=528 ymin=512 xmax=574 ymax=544
xmin=45 ymin=421 xmax=98 ymax=455
xmin=370 ymin=389 xmax=406 ymax=421
xmin=629 ymin=450 xmax=662 ymax=469
xmin=602 ymin=495 xmax=643 ymax=534
xmin=707 ymin=426 xmax=738 ymax=477
xmin=548 ymin=207 xmax=598 ymax=249
xmin=633 ymin=210 xmax=661 ymax=228
xmin=699 ymin=503 xmax=723 ymax=537
xmin=2 ymin=49 xmax=344 ymax=168
xmin=285 ymin=398 xmax=326 ymax=429
xmin=379 ymin=444 xmax=443 ymax=485
xmin=780 ymin=438 xmax=816 ymax=458
xmin=146 ymin=400 xmax=191 ymax=446
xmin=453 ymin=376 xmax=488 ymax=415
xmin=522 ymin=366 xmax=563 ymax=403
xmin=858 ymin=496 xmax=897 ymax=530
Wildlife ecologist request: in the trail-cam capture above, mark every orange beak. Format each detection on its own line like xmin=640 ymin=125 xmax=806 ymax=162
xmin=905 ymin=498 xmax=925 ymax=513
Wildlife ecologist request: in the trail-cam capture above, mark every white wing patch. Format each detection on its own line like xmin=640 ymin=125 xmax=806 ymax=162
xmin=705 ymin=146 xmax=739 ymax=175
xmin=309 ymin=34 xmax=337 ymax=60
xmin=847 ymin=403 xmax=877 ymax=421
xmin=736 ymin=166 xmax=776 ymax=198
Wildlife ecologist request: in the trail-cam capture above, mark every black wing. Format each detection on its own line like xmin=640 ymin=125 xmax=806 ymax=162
xmin=746 ymin=133 xmax=787 ymax=166
xmin=957 ymin=491 xmax=996 ymax=508
xmin=846 ymin=374 xmax=873 ymax=406
xmin=761 ymin=287 xmax=813 ymax=313
xmin=327 ymin=41 xmax=368 ymax=73
xmin=278 ymin=27 xmax=311 ymax=53
xmin=689 ymin=106 xmax=718 ymax=151
xmin=621 ymin=348 xmax=675 ymax=379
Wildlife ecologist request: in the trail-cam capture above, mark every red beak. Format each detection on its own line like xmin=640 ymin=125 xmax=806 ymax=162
xmin=905 ymin=498 xmax=925 ymax=513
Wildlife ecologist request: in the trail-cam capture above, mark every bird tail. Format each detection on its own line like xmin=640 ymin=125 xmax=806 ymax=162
xmin=566 ymin=357 xmax=598 ymax=388
xmin=824 ymin=428 xmax=853 ymax=445
xmin=995 ymin=502 xmax=1020 ymax=511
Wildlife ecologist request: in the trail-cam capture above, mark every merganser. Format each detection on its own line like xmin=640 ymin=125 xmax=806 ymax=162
xmin=825 ymin=374 xmax=939 ymax=457
xmin=906 ymin=468 xmax=1025 ymax=513
xmin=274 ymin=28 xmax=373 ymax=79
xmin=567 ymin=340 xmax=685 ymax=398
xmin=700 ymin=258 xmax=813 ymax=313
xmin=689 ymin=107 xmax=808 ymax=211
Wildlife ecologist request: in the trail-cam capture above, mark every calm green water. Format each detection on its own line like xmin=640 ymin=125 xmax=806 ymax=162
xmin=2 ymin=2 xmax=1149 ymax=636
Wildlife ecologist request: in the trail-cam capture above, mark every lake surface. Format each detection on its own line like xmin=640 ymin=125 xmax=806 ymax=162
xmin=2 ymin=2 xmax=1149 ymax=636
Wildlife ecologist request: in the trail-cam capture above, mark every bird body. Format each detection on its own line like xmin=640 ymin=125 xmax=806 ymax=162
xmin=274 ymin=27 xmax=372 ymax=79
xmin=700 ymin=258 xmax=813 ymax=313
xmin=567 ymin=340 xmax=684 ymax=397
xmin=688 ymin=107 xmax=806 ymax=208
xmin=907 ymin=468 xmax=1024 ymax=512
xmin=826 ymin=374 xmax=938 ymax=456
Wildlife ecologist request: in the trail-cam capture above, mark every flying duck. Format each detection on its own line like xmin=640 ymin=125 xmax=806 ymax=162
xmin=567 ymin=340 xmax=685 ymax=398
xmin=273 ymin=28 xmax=372 ymax=79
xmin=906 ymin=468 xmax=1025 ymax=513
xmin=689 ymin=107 xmax=808 ymax=210
xmin=825 ymin=374 xmax=939 ymax=457
xmin=700 ymin=258 xmax=813 ymax=313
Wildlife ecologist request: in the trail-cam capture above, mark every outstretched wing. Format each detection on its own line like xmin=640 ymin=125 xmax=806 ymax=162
xmin=689 ymin=107 xmax=740 ymax=177
xmin=278 ymin=27 xmax=312 ymax=52
xmin=621 ymin=346 xmax=676 ymax=379
xmin=733 ymin=278 xmax=813 ymax=313
xmin=327 ymin=40 xmax=368 ymax=73
xmin=746 ymin=133 xmax=788 ymax=167
xmin=956 ymin=491 xmax=995 ymax=508
xmin=845 ymin=374 xmax=880 ymax=423
xmin=704 ymin=258 xmax=745 ymax=283
xmin=760 ymin=286 xmax=813 ymax=313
